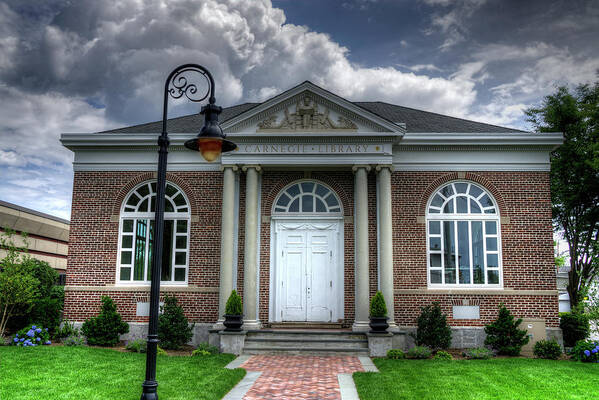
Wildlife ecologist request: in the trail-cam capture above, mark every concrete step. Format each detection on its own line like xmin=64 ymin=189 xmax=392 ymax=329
xmin=246 ymin=330 xmax=366 ymax=341
xmin=269 ymin=322 xmax=344 ymax=329
xmin=243 ymin=346 xmax=369 ymax=356
xmin=244 ymin=338 xmax=368 ymax=349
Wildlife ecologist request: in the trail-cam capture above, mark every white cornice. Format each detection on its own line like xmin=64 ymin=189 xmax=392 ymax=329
xmin=400 ymin=132 xmax=563 ymax=147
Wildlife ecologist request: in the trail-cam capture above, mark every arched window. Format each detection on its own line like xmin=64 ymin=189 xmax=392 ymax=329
xmin=117 ymin=181 xmax=190 ymax=284
xmin=426 ymin=182 xmax=501 ymax=287
xmin=273 ymin=181 xmax=342 ymax=215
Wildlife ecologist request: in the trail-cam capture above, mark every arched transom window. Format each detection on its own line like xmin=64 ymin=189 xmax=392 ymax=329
xmin=427 ymin=182 xmax=501 ymax=287
xmin=274 ymin=181 xmax=342 ymax=215
xmin=118 ymin=181 xmax=190 ymax=285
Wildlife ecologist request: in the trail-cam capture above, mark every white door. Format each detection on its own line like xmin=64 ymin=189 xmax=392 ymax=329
xmin=276 ymin=221 xmax=340 ymax=322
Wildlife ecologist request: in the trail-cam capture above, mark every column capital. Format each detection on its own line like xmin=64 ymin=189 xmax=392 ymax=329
xmin=352 ymin=164 xmax=372 ymax=173
xmin=375 ymin=164 xmax=394 ymax=173
xmin=220 ymin=164 xmax=239 ymax=172
xmin=241 ymin=165 xmax=262 ymax=173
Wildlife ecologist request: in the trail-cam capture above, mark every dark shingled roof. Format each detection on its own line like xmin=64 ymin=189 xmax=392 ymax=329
xmin=102 ymin=100 xmax=523 ymax=134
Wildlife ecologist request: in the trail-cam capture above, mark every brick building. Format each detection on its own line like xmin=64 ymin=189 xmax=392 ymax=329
xmin=60 ymin=81 xmax=563 ymax=348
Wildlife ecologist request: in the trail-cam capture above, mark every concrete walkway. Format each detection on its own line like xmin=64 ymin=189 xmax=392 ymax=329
xmin=224 ymin=355 xmax=373 ymax=400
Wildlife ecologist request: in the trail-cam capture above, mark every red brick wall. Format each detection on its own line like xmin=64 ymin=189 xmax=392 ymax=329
xmin=64 ymin=169 xmax=558 ymax=328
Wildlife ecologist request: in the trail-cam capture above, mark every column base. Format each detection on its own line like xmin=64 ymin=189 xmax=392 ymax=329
xmin=212 ymin=319 xmax=225 ymax=330
xmin=242 ymin=320 xmax=262 ymax=331
xmin=352 ymin=321 xmax=370 ymax=332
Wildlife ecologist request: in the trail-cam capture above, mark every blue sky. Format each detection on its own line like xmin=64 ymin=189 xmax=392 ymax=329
xmin=0 ymin=0 xmax=597 ymax=219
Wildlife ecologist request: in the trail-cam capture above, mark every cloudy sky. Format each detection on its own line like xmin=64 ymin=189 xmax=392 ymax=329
xmin=0 ymin=0 xmax=597 ymax=220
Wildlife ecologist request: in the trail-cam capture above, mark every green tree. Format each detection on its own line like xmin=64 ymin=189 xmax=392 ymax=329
xmin=158 ymin=294 xmax=193 ymax=350
xmin=0 ymin=230 xmax=39 ymax=338
xmin=484 ymin=304 xmax=529 ymax=356
xmin=526 ymin=81 xmax=599 ymax=309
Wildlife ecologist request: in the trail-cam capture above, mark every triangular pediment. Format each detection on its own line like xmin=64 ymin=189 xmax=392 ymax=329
xmin=221 ymin=82 xmax=405 ymax=135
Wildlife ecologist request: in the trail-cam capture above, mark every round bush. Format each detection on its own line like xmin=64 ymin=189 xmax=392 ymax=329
xmin=533 ymin=339 xmax=562 ymax=360
xmin=433 ymin=350 xmax=453 ymax=360
xmin=559 ymin=312 xmax=590 ymax=348
xmin=462 ymin=347 xmax=493 ymax=359
xmin=406 ymin=346 xmax=432 ymax=359
xmin=569 ymin=340 xmax=599 ymax=363
xmin=387 ymin=349 xmax=405 ymax=359
xmin=12 ymin=324 xmax=51 ymax=347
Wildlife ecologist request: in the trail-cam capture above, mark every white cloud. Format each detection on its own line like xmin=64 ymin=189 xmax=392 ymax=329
xmin=422 ymin=0 xmax=488 ymax=50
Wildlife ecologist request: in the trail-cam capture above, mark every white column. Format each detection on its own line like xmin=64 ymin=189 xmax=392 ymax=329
xmin=242 ymin=165 xmax=261 ymax=329
xmin=353 ymin=165 xmax=371 ymax=331
xmin=376 ymin=165 xmax=397 ymax=329
xmin=216 ymin=165 xmax=238 ymax=328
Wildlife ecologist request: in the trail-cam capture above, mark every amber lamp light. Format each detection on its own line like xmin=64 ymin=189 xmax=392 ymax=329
xmin=184 ymin=103 xmax=237 ymax=162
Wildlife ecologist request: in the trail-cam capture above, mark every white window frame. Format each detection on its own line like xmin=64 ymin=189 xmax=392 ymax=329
xmin=426 ymin=181 xmax=503 ymax=289
xmin=116 ymin=181 xmax=191 ymax=286
xmin=272 ymin=180 xmax=343 ymax=217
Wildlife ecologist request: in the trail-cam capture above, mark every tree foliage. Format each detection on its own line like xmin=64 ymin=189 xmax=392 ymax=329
xmin=413 ymin=302 xmax=452 ymax=350
xmin=158 ymin=294 xmax=193 ymax=350
xmin=484 ymin=304 xmax=529 ymax=356
xmin=81 ymin=296 xmax=129 ymax=346
xmin=526 ymin=81 xmax=599 ymax=308
xmin=369 ymin=291 xmax=388 ymax=318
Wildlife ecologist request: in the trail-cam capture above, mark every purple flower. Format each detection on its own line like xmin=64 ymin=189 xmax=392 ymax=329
xmin=20 ymin=338 xmax=24 ymax=342
xmin=26 ymin=330 xmax=35 ymax=337
xmin=592 ymin=349 xmax=597 ymax=354
xmin=31 ymin=325 xmax=36 ymax=329
xmin=35 ymin=328 xmax=42 ymax=334
xmin=45 ymin=328 xmax=48 ymax=331
xmin=15 ymin=334 xmax=19 ymax=337
xmin=36 ymin=337 xmax=41 ymax=342
xmin=45 ymin=341 xmax=51 ymax=345
xmin=13 ymin=338 xmax=18 ymax=343
xmin=584 ymin=350 xmax=591 ymax=356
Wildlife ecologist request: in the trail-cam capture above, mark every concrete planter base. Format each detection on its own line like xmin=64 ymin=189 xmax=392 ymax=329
xmin=367 ymin=332 xmax=393 ymax=357
xmin=219 ymin=330 xmax=247 ymax=355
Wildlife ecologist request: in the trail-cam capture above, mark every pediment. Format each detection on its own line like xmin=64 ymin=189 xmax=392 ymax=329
xmin=221 ymin=82 xmax=404 ymax=135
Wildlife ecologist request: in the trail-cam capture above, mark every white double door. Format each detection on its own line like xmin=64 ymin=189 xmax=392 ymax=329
xmin=274 ymin=220 xmax=341 ymax=322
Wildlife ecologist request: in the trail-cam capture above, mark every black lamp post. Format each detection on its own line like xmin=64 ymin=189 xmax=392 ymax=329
xmin=140 ymin=64 xmax=237 ymax=400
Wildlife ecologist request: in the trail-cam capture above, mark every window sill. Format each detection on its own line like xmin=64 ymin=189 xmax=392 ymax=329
xmin=395 ymin=288 xmax=558 ymax=296
xmin=64 ymin=285 xmax=219 ymax=293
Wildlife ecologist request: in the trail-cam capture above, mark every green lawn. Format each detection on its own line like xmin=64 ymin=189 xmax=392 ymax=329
xmin=353 ymin=358 xmax=599 ymax=400
xmin=0 ymin=346 xmax=245 ymax=400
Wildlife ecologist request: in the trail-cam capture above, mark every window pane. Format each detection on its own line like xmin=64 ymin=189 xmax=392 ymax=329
xmin=147 ymin=221 xmax=154 ymax=281
xmin=443 ymin=221 xmax=456 ymax=284
xmin=301 ymin=182 xmax=314 ymax=193
xmin=286 ymin=184 xmax=300 ymax=197
xmin=488 ymin=270 xmax=499 ymax=284
xmin=479 ymin=194 xmax=494 ymax=208
xmin=429 ymin=221 xmax=440 ymax=235
xmin=487 ymin=254 xmax=499 ymax=269
xmin=176 ymin=236 xmax=186 ymax=249
xmin=120 ymin=267 xmax=131 ymax=281
xmin=441 ymin=185 xmax=454 ymax=198
xmin=457 ymin=196 xmax=468 ymax=213
xmin=443 ymin=200 xmax=454 ymax=213
xmin=315 ymin=198 xmax=326 ymax=212
xmin=177 ymin=220 xmax=188 ymax=233
xmin=455 ymin=183 xmax=468 ymax=194
xmin=472 ymin=222 xmax=484 ymax=284
xmin=161 ymin=220 xmax=174 ymax=281
xmin=430 ymin=254 xmax=441 ymax=268
xmin=165 ymin=184 xmax=177 ymax=198
xmin=289 ymin=198 xmax=300 ymax=212
xmin=486 ymin=237 xmax=497 ymax=251
xmin=138 ymin=199 xmax=148 ymax=212
xmin=122 ymin=235 xmax=132 ymax=249
xmin=165 ymin=199 xmax=175 ymax=212
xmin=173 ymin=193 xmax=186 ymax=207
xmin=150 ymin=197 xmax=156 ymax=212
xmin=133 ymin=220 xmax=147 ymax=281
xmin=276 ymin=193 xmax=290 ymax=208
xmin=458 ymin=221 xmax=470 ymax=284
xmin=325 ymin=194 xmax=339 ymax=208
xmin=302 ymin=195 xmax=314 ymax=212
xmin=430 ymin=237 xmax=441 ymax=251
xmin=150 ymin=182 xmax=157 ymax=193
xmin=470 ymin=199 xmax=481 ymax=213
xmin=137 ymin=184 xmax=150 ymax=198
xmin=174 ymin=268 xmax=186 ymax=281
xmin=315 ymin=184 xmax=329 ymax=198
xmin=126 ymin=193 xmax=140 ymax=207
xmin=121 ymin=251 xmax=132 ymax=265
xmin=469 ymin=185 xmax=483 ymax=198
xmin=175 ymin=252 xmax=186 ymax=265
xmin=484 ymin=208 xmax=496 ymax=214
xmin=485 ymin=221 xmax=497 ymax=235
xmin=430 ymin=194 xmax=444 ymax=208
xmin=430 ymin=270 xmax=442 ymax=284
xmin=123 ymin=219 xmax=134 ymax=232
xmin=429 ymin=208 xmax=440 ymax=214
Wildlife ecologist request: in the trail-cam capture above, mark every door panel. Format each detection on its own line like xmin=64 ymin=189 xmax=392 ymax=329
xmin=281 ymin=231 xmax=307 ymax=321
xmin=307 ymin=231 xmax=331 ymax=321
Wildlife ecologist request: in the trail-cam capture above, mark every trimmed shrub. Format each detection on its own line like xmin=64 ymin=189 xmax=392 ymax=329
xmin=560 ymin=312 xmax=590 ymax=348
xmin=533 ymin=339 xmax=562 ymax=360
xmin=12 ymin=324 xmax=51 ymax=347
xmin=369 ymin=291 xmax=387 ymax=318
xmin=63 ymin=334 xmax=85 ymax=346
xmin=126 ymin=339 xmax=147 ymax=353
xmin=569 ymin=340 xmax=599 ymax=363
xmin=433 ymin=350 xmax=453 ymax=360
xmin=462 ymin=347 xmax=493 ymax=359
xmin=484 ymin=304 xmax=529 ymax=356
xmin=195 ymin=342 xmax=219 ymax=355
xmin=192 ymin=349 xmax=211 ymax=356
xmin=387 ymin=349 xmax=405 ymax=359
xmin=81 ymin=296 xmax=129 ymax=346
xmin=406 ymin=346 xmax=432 ymax=359
xmin=158 ymin=294 xmax=193 ymax=350
xmin=225 ymin=290 xmax=243 ymax=315
xmin=413 ymin=302 xmax=452 ymax=350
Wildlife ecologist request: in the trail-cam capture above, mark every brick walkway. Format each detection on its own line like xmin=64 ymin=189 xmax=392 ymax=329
xmin=239 ymin=355 xmax=364 ymax=400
